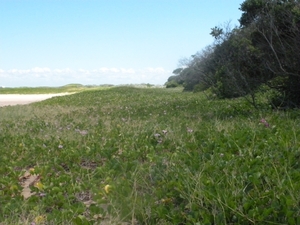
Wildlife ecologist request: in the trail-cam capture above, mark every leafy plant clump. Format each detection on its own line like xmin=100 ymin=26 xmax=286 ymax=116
xmin=0 ymin=87 xmax=299 ymax=224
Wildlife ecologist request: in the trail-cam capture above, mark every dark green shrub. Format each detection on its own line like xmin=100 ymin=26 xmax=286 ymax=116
xmin=165 ymin=80 xmax=179 ymax=88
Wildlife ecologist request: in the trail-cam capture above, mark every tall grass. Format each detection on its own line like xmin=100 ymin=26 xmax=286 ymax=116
xmin=0 ymin=87 xmax=299 ymax=224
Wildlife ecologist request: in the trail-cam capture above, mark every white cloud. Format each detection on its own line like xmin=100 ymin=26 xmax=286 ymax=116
xmin=8 ymin=69 xmax=19 ymax=73
xmin=98 ymin=67 xmax=109 ymax=73
xmin=19 ymin=69 xmax=31 ymax=74
xmin=110 ymin=68 xmax=119 ymax=73
xmin=7 ymin=68 xmax=51 ymax=74
xmin=121 ymin=68 xmax=135 ymax=73
xmin=53 ymin=68 xmax=73 ymax=73
xmin=145 ymin=67 xmax=168 ymax=73
xmin=93 ymin=68 xmax=136 ymax=74
xmin=78 ymin=69 xmax=90 ymax=74
xmin=1 ymin=67 xmax=171 ymax=87
xmin=31 ymin=67 xmax=51 ymax=73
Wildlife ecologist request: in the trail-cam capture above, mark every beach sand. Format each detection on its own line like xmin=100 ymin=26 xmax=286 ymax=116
xmin=0 ymin=93 xmax=73 ymax=107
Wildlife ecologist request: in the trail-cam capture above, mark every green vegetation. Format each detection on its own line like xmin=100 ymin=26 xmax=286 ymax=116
xmin=1 ymin=87 xmax=300 ymax=224
xmin=0 ymin=84 xmax=113 ymax=94
xmin=167 ymin=0 xmax=300 ymax=108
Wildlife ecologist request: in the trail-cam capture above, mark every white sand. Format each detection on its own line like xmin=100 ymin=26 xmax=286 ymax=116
xmin=0 ymin=93 xmax=73 ymax=107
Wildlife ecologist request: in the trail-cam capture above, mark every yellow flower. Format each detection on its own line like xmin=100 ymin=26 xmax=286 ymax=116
xmin=161 ymin=198 xmax=172 ymax=204
xmin=34 ymin=215 xmax=46 ymax=224
xmin=34 ymin=181 xmax=44 ymax=190
xmin=104 ymin=185 xmax=111 ymax=193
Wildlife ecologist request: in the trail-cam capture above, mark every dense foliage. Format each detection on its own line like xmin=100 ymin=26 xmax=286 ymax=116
xmin=166 ymin=0 xmax=300 ymax=108
xmin=1 ymin=87 xmax=300 ymax=224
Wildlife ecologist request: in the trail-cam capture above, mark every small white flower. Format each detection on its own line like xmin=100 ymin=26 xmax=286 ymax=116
xmin=187 ymin=128 xmax=193 ymax=133
xmin=80 ymin=130 xmax=88 ymax=136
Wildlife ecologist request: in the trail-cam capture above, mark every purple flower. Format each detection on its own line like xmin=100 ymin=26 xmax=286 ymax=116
xmin=58 ymin=144 xmax=63 ymax=149
xmin=260 ymin=118 xmax=270 ymax=127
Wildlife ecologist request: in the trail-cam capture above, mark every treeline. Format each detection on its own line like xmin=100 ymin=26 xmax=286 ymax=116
xmin=166 ymin=0 xmax=300 ymax=108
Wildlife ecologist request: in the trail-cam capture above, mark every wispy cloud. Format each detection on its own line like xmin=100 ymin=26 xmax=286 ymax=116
xmin=0 ymin=67 xmax=171 ymax=87
xmin=53 ymin=68 xmax=73 ymax=73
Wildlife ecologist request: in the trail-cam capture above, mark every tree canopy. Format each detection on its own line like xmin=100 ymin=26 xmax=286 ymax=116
xmin=165 ymin=0 xmax=300 ymax=108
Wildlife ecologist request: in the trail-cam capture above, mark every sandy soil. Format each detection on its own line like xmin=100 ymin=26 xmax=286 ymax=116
xmin=0 ymin=93 xmax=73 ymax=107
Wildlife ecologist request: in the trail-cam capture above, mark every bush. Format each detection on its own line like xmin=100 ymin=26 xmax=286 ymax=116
xmin=165 ymin=80 xmax=180 ymax=88
xmin=193 ymin=83 xmax=208 ymax=93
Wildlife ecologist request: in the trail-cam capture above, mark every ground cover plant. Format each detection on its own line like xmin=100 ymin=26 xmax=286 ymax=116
xmin=0 ymin=87 xmax=299 ymax=224
xmin=0 ymin=84 xmax=112 ymax=94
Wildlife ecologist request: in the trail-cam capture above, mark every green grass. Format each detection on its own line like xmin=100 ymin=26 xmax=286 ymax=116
xmin=0 ymin=87 xmax=299 ymax=224
xmin=0 ymin=84 xmax=113 ymax=94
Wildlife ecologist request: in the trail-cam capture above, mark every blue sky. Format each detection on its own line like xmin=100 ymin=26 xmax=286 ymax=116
xmin=0 ymin=0 xmax=244 ymax=87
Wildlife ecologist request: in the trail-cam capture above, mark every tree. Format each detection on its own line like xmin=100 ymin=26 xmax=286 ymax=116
xmin=240 ymin=0 xmax=300 ymax=107
xmin=166 ymin=0 xmax=300 ymax=108
xmin=165 ymin=46 xmax=216 ymax=91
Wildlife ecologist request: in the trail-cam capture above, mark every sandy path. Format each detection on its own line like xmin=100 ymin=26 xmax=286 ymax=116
xmin=0 ymin=93 xmax=73 ymax=107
